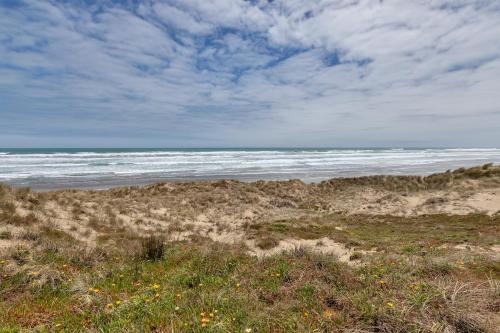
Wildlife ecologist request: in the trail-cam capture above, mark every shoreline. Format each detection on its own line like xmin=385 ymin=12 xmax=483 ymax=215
xmin=2 ymin=163 xmax=499 ymax=192
xmin=2 ymin=148 xmax=500 ymax=191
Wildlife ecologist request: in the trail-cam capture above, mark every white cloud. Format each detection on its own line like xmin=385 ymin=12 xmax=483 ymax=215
xmin=0 ymin=0 xmax=500 ymax=147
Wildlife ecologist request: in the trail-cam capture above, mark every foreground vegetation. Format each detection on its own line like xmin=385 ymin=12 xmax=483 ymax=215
xmin=1 ymin=213 xmax=498 ymax=332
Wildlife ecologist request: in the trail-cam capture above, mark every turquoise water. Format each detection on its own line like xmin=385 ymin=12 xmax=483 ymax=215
xmin=1 ymin=148 xmax=499 ymax=190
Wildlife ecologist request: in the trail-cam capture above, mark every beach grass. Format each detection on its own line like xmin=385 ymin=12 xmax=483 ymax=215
xmin=0 ymin=214 xmax=498 ymax=332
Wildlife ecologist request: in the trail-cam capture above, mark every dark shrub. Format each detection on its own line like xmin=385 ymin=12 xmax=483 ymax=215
xmin=140 ymin=235 xmax=165 ymax=261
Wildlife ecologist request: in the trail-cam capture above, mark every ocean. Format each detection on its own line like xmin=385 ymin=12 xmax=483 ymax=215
xmin=1 ymin=148 xmax=499 ymax=190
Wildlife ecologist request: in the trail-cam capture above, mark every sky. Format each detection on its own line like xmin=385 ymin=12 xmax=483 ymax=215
xmin=1 ymin=0 xmax=500 ymax=148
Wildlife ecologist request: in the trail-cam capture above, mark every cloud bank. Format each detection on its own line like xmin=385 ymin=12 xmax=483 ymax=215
xmin=1 ymin=0 xmax=500 ymax=147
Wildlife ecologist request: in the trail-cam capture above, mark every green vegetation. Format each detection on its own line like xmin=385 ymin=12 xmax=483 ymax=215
xmin=249 ymin=213 xmax=500 ymax=252
xmin=1 ymin=214 xmax=498 ymax=332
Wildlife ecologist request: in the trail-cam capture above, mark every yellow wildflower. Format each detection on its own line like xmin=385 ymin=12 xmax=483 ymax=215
xmin=106 ymin=303 xmax=113 ymax=308
xmin=323 ymin=310 xmax=335 ymax=319
xmin=386 ymin=302 xmax=394 ymax=309
xmin=115 ymin=300 xmax=121 ymax=305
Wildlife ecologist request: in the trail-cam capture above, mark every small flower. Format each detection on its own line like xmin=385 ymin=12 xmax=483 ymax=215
xmin=323 ymin=310 xmax=334 ymax=319
xmin=106 ymin=303 xmax=113 ymax=308
xmin=175 ymin=306 xmax=180 ymax=311
xmin=378 ymin=280 xmax=385 ymax=285
xmin=386 ymin=302 xmax=394 ymax=309
xmin=209 ymin=312 xmax=214 ymax=318
xmin=236 ymin=283 xmax=241 ymax=288
xmin=245 ymin=328 xmax=252 ymax=333
xmin=62 ymin=264 xmax=68 ymax=268
xmin=198 ymin=283 xmax=203 ymax=287
xmin=303 ymin=311 xmax=309 ymax=317
xmin=115 ymin=300 xmax=121 ymax=305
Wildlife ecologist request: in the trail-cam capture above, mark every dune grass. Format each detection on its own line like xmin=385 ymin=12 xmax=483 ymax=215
xmin=1 ymin=215 xmax=498 ymax=332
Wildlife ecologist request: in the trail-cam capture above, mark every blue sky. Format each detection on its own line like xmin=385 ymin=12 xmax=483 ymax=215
xmin=1 ymin=0 xmax=500 ymax=147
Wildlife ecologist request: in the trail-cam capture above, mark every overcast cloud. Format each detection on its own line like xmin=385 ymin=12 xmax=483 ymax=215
xmin=1 ymin=0 xmax=500 ymax=147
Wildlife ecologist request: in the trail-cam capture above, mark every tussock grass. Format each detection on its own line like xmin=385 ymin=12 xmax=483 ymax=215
xmin=1 ymin=222 xmax=498 ymax=332
xmin=140 ymin=235 xmax=166 ymax=261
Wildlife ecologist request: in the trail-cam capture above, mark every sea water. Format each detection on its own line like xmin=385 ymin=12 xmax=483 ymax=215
xmin=1 ymin=148 xmax=499 ymax=190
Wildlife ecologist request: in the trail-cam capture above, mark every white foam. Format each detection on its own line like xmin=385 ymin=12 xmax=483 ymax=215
xmin=1 ymin=149 xmax=499 ymax=183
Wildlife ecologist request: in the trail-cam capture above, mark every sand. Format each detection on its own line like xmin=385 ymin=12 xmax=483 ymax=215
xmin=1 ymin=165 xmax=499 ymax=260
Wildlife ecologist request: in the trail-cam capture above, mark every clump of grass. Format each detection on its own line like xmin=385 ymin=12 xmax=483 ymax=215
xmin=0 ymin=201 xmax=16 ymax=217
xmin=10 ymin=246 xmax=30 ymax=265
xmin=140 ymin=235 xmax=165 ymax=261
xmin=19 ymin=229 xmax=41 ymax=242
xmin=256 ymin=236 xmax=280 ymax=250
xmin=349 ymin=251 xmax=363 ymax=261
xmin=0 ymin=230 xmax=12 ymax=239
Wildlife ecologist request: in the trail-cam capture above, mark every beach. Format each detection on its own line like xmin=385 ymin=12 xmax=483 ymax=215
xmin=2 ymin=148 xmax=500 ymax=190
xmin=0 ymin=164 xmax=499 ymax=331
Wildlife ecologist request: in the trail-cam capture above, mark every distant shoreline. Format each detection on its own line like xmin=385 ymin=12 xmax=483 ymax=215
xmin=1 ymin=148 xmax=500 ymax=190
xmin=0 ymin=163 xmax=496 ymax=192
